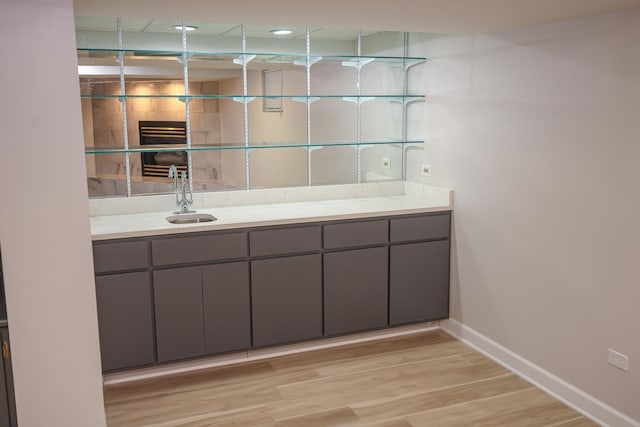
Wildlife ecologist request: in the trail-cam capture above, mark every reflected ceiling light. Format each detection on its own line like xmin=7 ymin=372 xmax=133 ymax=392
xmin=270 ymin=29 xmax=293 ymax=35
xmin=173 ymin=24 xmax=198 ymax=31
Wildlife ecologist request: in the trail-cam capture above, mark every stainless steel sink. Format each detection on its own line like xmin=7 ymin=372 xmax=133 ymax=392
xmin=166 ymin=213 xmax=217 ymax=224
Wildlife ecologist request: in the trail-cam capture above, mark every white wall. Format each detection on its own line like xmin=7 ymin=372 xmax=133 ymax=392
xmin=0 ymin=1 xmax=106 ymax=426
xmin=417 ymin=8 xmax=640 ymax=423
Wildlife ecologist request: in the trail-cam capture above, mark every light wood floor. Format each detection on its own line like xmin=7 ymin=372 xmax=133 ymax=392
xmin=104 ymin=330 xmax=599 ymax=426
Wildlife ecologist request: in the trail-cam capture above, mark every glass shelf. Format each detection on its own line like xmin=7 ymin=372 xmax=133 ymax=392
xmin=80 ymin=94 xmax=426 ymax=101
xmin=85 ymin=140 xmax=424 ymax=155
xmin=77 ymin=48 xmax=426 ymax=66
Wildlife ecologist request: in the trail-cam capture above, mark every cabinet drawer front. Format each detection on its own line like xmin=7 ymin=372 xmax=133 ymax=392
xmin=390 ymin=214 xmax=450 ymax=242
xmin=250 ymin=226 xmax=321 ymax=256
xmin=93 ymin=240 xmax=149 ymax=273
xmin=152 ymin=232 xmax=247 ymax=266
xmin=324 ymin=219 xmax=388 ymax=249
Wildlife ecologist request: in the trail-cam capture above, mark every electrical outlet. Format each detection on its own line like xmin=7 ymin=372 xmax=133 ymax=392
xmin=421 ymin=163 xmax=432 ymax=177
xmin=382 ymin=158 xmax=391 ymax=169
xmin=608 ymin=349 xmax=629 ymax=371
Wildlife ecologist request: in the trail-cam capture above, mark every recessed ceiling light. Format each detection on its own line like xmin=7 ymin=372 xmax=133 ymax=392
xmin=270 ymin=29 xmax=293 ymax=36
xmin=173 ymin=24 xmax=198 ymax=31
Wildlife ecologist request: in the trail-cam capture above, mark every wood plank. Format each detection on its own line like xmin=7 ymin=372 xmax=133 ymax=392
xmin=127 ymin=405 xmax=274 ymax=427
xmin=352 ymin=373 xmax=532 ymax=421
xmin=268 ymin=330 xmax=454 ymax=372
xmin=406 ymin=387 xmax=586 ymax=426
xmin=273 ymin=407 xmax=360 ymax=426
xmin=104 ymin=361 xmax=316 ymax=405
xmin=547 ymin=416 xmax=600 ymax=427
xmin=313 ymin=339 xmax=474 ymax=377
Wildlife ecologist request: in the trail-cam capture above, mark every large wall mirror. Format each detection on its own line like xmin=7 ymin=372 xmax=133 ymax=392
xmin=76 ymin=17 xmax=425 ymax=198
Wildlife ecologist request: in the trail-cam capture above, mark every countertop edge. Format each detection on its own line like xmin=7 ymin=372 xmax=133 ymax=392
xmin=91 ymin=204 xmax=452 ymax=241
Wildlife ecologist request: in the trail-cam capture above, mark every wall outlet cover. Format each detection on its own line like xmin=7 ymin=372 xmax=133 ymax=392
xmin=421 ymin=163 xmax=432 ymax=177
xmin=382 ymin=158 xmax=391 ymax=169
xmin=608 ymin=348 xmax=629 ymax=371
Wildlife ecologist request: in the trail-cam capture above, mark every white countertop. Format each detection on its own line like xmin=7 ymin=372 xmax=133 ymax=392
xmin=90 ymin=181 xmax=453 ymax=240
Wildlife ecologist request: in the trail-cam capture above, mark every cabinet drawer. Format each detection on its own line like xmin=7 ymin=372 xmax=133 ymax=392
xmin=324 ymin=219 xmax=388 ymax=249
xmin=152 ymin=232 xmax=247 ymax=266
xmin=390 ymin=213 xmax=450 ymax=243
xmin=250 ymin=226 xmax=321 ymax=256
xmin=93 ymin=240 xmax=149 ymax=273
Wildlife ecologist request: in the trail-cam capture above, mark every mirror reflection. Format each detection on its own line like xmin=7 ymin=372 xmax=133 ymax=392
xmin=76 ymin=17 xmax=424 ymax=197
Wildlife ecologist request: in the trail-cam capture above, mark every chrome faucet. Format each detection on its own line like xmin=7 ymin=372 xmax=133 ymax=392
xmin=168 ymin=165 xmax=194 ymax=214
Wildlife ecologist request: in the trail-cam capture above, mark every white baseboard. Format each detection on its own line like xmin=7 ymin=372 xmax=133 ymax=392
xmin=103 ymin=322 xmax=440 ymax=385
xmin=440 ymin=318 xmax=639 ymax=427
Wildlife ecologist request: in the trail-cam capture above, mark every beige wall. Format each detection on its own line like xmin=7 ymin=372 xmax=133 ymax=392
xmin=0 ymin=0 xmax=106 ymax=426
xmin=416 ymin=8 xmax=640 ymax=422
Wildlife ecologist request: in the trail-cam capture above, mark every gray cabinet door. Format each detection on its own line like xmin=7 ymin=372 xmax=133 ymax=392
xmin=203 ymin=262 xmax=251 ymax=355
xmin=0 ymin=330 xmax=9 ymax=427
xmin=0 ymin=328 xmax=15 ymax=427
xmin=95 ymin=272 xmax=155 ymax=371
xmin=251 ymin=254 xmax=322 ymax=347
xmin=154 ymin=267 xmax=205 ymax=362
xmin=324 ymin=247 xmax=388 ymax=336
xmin=390 ymin=240 xmax=450 ymax=325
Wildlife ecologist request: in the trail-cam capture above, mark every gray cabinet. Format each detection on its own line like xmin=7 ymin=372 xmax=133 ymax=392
xmin=95 ymin=272 xmax=155 ymax=371
xmin=388 ymin=213 xmax=451 ymax=325
xmin=251 ymin=254 xmax=322 ymax=347
xmin=154 ymin=263 xmax=252 ymax=362
xmin=324 ymin=247 xmax=388 ymax=336
xmin=0 ymin=350 xmax=8 ymax=427
xmin=92 ymin=210 xmax=451 ymax=371
xmin=93 ymin=239 xmax=154 ymax=372
xmin=154 ymin=267 xmax=204 ymax=362
xmin=152 ymin=231 xmax=251 ymax=362
xmin=390 ymin=240 xmax=450 ymax=325
xmin=0 ymin=328 xmax=16 ymax=427
xmin=203 ymin=263 xmax=251 ymax=355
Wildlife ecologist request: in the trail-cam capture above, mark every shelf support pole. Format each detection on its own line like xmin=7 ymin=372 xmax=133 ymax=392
xmin=356 ymin=29 xmax=362 ymax=183
xmin=116 ymin=17 xmax=132 ymax=197
xmin=242 ymin=24 xmax=251 ymax=190
xmin=306 ymin=27 xmax=312 ymax=186
xmin=181 ymin=21 xmax=194 ymax=195
xmin=402 ymin=31 xmax=409 ymax=181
